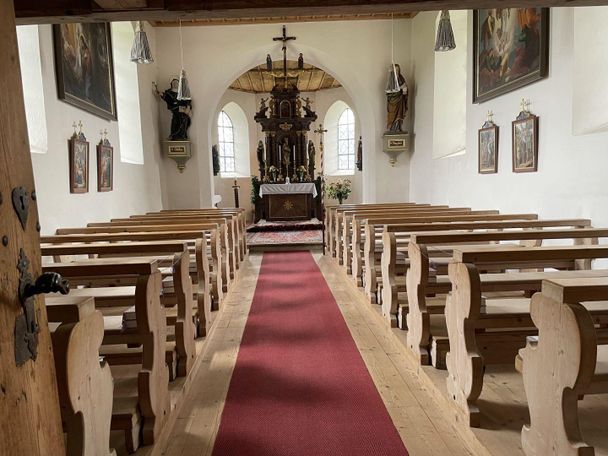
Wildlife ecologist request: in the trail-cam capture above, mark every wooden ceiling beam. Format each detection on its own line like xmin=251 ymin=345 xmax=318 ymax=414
xmin=14 ymin=0 xmax=607 ymax=24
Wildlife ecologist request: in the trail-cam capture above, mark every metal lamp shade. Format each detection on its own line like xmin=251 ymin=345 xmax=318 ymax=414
xmin=435 ymin=10 xmax=456 ymax=52
xmin=130 ymin=22 xmax=154 ymax=64
xmin=177 ymin=69 xmax=191 ymax=100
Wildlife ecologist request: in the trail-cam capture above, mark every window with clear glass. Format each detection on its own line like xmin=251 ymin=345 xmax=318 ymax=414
xmin=218 ymin=111 xmax=235 ymax=173
xmin=337 ymin=108 xmax=355 ymax=171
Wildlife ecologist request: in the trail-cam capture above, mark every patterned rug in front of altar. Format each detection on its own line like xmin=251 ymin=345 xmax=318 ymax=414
xmin=246 ymin=219 xmax=324 ymax=249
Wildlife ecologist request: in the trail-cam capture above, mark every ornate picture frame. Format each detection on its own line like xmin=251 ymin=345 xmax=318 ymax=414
xmin=473 ymin=8 xmax=550 ymax=104
xmin=512 ymin=111 xmax=539 ymax=173
xmin=69 ymin=131 xmax=89 ymax=193
xmin=97 ymin=137 xmax=113 ymax=192
xmin=478 ymin=121 xmax=499 ymax=174
xmin=53 ymin=23 xmax=117 ymax=120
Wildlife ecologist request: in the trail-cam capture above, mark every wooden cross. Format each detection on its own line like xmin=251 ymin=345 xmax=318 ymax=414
xmin=273 ymin=25 xmax=296 ymax=84
xmin=314 ymin=123 xmax=328 ymax=147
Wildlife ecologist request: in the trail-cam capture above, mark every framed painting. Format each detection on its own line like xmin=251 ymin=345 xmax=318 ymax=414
xmin=512 ymin=112 xmax=539 ymax=173
xmin=53 ymin=23 xmax=117 ymax=120
xmin=69 ymin=132 xmax=89 ymax=193
xmin=478 ymin=122 xmax=499 ymax=174
xmin=473 ymin=8 xmax=550 ymax=103
xmin=97 ymin=138 xmax=113 ymax=192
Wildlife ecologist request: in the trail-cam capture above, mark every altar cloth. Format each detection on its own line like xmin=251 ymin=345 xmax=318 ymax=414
xmin=259 ymin=183 xmax=318 ymax=198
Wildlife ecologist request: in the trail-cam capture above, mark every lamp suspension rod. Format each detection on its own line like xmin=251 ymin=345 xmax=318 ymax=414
xmin=179 ymin=18 xmax=184 ymax=69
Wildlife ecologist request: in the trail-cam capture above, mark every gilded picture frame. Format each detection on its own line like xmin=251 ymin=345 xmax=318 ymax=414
xmin=512 ymin=112 xmax=539 ymax=173
xmin=473 ymin=8 xmax=550 ymax=104
xmin=96 ymin=139 xmax=113 ymax=192
xmin=478 ymin=122 xmax=499 ymax=174
xmin=53 ymin=23 xmax=117 ymax=120
xmin=69 ymin=132 xmax=89 ymax=193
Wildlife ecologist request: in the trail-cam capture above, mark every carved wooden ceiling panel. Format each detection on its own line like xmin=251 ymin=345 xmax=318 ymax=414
xmin=229 ymin=60 xmax=341 ymax=94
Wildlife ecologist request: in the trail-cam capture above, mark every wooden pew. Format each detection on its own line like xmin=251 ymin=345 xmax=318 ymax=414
xmin=519 ymin=277 xmax=608 ymax=456
xmin=445 ymin=244 xmax=608 ymax=427
xmin=44 ymin=227 xmax=223 ymax=307
xmin=405 ymin=227 xmax=607 ymax=365
xmin=41 ymin=242 xmax=197 ymax=377
xmin=326 ymin=203 xmax=425 ymax=259
xmin=376 ymin=217 xmax=588 ymax=311
xmin=104 ymin=213 xmax=242 ymax=279
xmin=56 ymin=223 xmax=232 ymax=294
xmin=364 ymin=213 xmax=539 ymax=307
xmin=47 ymin=296 xmax=116 ymax=456
xmin=333 ymin=204 xmax=437 ymax=265
xmin=347 ymin=208 xmax=498 ymax=283
xmin=43 ymin=259 xmax=169 ymax=451
xmin=151 ymin=208 xmax=247 ymax=261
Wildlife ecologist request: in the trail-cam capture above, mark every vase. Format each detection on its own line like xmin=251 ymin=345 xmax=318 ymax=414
xmin=338 ymin=195 xmax=343 ymax=204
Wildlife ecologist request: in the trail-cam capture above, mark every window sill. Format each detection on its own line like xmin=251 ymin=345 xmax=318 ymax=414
xmin=325 ymin=169 xmax=356 ymax=177
xmin=218 ymin=173 xmax=248 ymax=179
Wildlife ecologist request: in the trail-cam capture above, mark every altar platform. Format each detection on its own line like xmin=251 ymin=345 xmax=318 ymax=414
xmin=246 ymin=218 xmax=324 ymax=252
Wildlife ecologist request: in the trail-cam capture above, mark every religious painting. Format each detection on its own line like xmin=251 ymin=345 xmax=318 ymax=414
xmin=53 ymin=23 xmax=117 ymax=120
xmin=69 ymin=132 xmax=89 ymax=193
xmin=96 ymin=138 xmax=113 ymax=192
xmin=478 ymin=122 xmax=499 ymax=174
xmin=512 ymin=112 xmax=539 ymax=173
xmin=473 ymin=8 xmax=549 ymax=103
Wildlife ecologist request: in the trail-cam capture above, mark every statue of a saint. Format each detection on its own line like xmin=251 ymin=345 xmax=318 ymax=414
xmin=256 ymin=98 xmax=269 ymax=118
xmin=256 ymin=140 xmax=265 ymax=176
xmin=303 ymin=97 xmax=315 ymax=117
xmin=307 ymin=140 xmax=316 ymax=177
xmin=154 ymin=79 xmax=192 ymax=140
xmin=385 ymin=64 xmax=408 ymax=133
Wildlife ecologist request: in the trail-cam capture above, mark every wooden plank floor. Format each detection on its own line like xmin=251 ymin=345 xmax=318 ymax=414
xmin=157 ymin=253 xmax=475 ymax=456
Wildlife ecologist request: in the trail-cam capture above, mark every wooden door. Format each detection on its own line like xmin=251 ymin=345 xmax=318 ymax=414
xmin=0 ymin=1 xmax=66 ymax=454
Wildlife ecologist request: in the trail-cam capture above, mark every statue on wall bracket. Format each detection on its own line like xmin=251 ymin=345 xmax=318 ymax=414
xmin=383 ymin=63 xmax=410 ymax=166
xmin=155 ymin=79 xmax=194 ymax=172
xmin=155 ymin=79 xmax=192 ymax=140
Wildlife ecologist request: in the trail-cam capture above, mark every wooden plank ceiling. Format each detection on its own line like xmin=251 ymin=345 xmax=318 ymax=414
xmin=230 ymin=60 xmax=341 ymax=94
xmin=14 ymin=0 xmax=606 ymax=24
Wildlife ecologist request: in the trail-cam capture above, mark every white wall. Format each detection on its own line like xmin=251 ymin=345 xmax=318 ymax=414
xmin=409 ymin=8 xmax=608 ymax=228
xmin=29 ymin=24 xmax=163 ymax=234
xmin=154 ymin=19 xmax=412 ymax=208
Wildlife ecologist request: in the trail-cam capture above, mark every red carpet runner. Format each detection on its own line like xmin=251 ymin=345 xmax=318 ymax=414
xmin=212 ymin=251 xmax=408 ymax=456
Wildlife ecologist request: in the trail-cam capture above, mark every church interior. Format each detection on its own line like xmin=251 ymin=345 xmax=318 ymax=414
xmin=3 ymin=1 xmax=608 ymax=455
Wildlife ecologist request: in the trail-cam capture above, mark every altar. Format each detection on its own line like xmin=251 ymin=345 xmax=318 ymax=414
xmin=259 ymin=183 xmax=318 ymax=221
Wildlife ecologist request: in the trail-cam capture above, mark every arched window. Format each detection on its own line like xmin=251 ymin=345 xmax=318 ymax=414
xmin=218 ymin=111 xmax=235 ymax=173
xmin=337 ymin=108 xmax=355 ymax=170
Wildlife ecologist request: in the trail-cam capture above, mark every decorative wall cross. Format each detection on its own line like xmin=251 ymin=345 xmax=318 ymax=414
xmin=272 ymin=25 xmax=296 ymax=84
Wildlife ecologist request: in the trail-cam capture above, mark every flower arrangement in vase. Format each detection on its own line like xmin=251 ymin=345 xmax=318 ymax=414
xmin=268 ymin=165 xmax=278 ymax=183
xmin=296 ymin=165 xmax=308 ymax=182
xmin=326 ymin=178 xmax=352 ymax=204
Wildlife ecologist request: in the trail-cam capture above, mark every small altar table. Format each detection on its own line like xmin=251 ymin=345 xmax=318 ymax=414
xmin=259 ymin=183 xmax=318 ymax=221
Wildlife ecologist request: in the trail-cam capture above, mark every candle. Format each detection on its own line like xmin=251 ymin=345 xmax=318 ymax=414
xmin=292 ymin=145 xmax=296 ymax=164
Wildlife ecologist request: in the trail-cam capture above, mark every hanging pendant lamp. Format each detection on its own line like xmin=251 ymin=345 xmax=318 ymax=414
xmin=177 ymin=20 xmax=191 ymax=100
xmin=385 ymin=13 xmax=402 ymax=94
xmin=130 ymin=21 xmax=154 ymax=64
xmin=435 ymin=10 xmax=456 ymax=52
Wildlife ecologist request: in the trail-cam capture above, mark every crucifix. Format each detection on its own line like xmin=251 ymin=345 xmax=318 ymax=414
xmin=273 ymin=25 xmax=296 ymax=86
xmin=314 ymin=123 xmax=328 ymax=174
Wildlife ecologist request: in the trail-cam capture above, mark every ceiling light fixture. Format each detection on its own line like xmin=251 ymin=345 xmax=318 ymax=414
xmin=130 ymin=21 xmax=154 ymax=64
xmin=177 ymin=19 xmax=191 ymax=100
xmin=435 ymin=10 xmax=456 ymax=52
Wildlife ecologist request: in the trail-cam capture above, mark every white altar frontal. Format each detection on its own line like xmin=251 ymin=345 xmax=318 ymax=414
xmin=259 ymin=183 xmax=318 ymax=221
xmin=259 ymin=183 xmax=318 ymax=198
